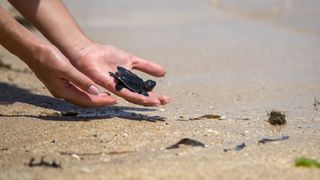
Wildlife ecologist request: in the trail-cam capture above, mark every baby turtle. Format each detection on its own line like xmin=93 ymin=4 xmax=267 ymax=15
xmin=109 ymin=66 xmax=156 ymax=96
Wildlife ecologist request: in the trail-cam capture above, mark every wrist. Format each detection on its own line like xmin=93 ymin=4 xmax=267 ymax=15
xmin=24 ymin=40 xmax=50 ymax=68
xmin=61 ymin=34 xmax=94 ymax=62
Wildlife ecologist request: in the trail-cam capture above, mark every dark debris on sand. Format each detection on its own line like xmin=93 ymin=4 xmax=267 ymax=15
xmin=28 ymin=156 xmax=61 ymax=168
xmin=314 ymin=98 xmax=320 ymax=111
xmin=177 ymin=114 xmax=223 ymax=121
xmin=59 ymin=150 xmax=134 ymax=157
xmin=0 ymin=59 xmax=12 ymax=70
xmin=267 ymin=110 xmax=286 ymax=125
xmin=258 ymin=135 xmax=289 ymax=144
xmin=223 ymin=143 xmax=246 ymax=152
xmin=0 ymin=147 xmax=9 ymax=151
xmin=189 ymin=114 xmax=223 ymax=120
xmin=166 ymin=138 xmax=205 ymax=149
xmin=60 ymin=111 xmax=79 ymax=116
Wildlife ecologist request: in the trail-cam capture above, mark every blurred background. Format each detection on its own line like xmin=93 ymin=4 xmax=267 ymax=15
xmin=63 ymin=0 xmax=320 ymax=36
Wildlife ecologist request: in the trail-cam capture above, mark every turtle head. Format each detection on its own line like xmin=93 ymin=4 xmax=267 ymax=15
xmin=109 ymin=71 xmax=116 ymax=77
xmin=144 ymin=80 xmax=156 ymax=91
xmin=117 ymin=66 xmax=127 ymax=72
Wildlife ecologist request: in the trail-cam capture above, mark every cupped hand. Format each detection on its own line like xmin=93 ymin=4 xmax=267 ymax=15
xmin=71 ymin=44 xmax=171 ymax=106
xmin=28 ymin=44 xmax=116 ymax=107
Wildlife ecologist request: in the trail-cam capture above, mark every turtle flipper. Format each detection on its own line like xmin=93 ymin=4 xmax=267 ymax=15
xmin=115 ymin=83 xmax=125 ymax=91
xmin=141 ymin=91 xmax=149 ymax=97
xmin=144 ymin=80 xmax=156 ymax=91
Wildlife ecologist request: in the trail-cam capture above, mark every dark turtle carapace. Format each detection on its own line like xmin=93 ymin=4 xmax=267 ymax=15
xmin=109 ymin=66 xmax=156 ymax=96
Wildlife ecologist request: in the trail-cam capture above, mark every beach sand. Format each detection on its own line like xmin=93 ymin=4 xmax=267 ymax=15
xmin=1 ymin=0 xmax=320 ymax=179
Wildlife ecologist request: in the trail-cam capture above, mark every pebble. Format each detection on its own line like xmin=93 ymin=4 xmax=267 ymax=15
xmin=205 ymin=129 xmax=219 ymax=134
xmin=159 ymin=109 xmax=165 ymax=112
xmin=99 ymin=133 xmax=115 ymax=143
xmin=176 ymin=151 xmax=187 ymax=156
xmin=80 ymin=167 xmax=90 ymax=173
xmin=71 ymin=154 xmax=81 ymax=161
xmin=220 ymin=116 xmax=227 ymax=120
xmin=101 ymin=158 xmax=111 ymax=162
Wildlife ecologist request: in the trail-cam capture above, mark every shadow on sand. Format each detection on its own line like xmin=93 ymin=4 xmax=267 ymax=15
xmin=0 ymin=82 xmax=165 ymax=122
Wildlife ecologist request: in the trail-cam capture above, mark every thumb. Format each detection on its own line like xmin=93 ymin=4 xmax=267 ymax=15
xmin=63 ymin=65 xmax=101 ymax=95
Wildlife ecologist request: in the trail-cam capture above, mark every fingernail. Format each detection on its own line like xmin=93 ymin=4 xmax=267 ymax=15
xmin=88 ymin=85 xmax=100 ymax=95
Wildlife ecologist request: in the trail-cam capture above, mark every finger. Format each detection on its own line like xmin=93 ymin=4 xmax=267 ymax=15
xmin=159 ymin=96 xmax=171 ymax=105
xmin=63 ymin=65 xmax=100 ymax=95
xmin=147 ymin=92 xmax=171 ymax=105
xmin=59 ymin=80 xmax=117 ymax=107
xmin=132 ymin=56 xmax=166 ymax=77
xmin=116 ymin=88 xmax=161 ymax=106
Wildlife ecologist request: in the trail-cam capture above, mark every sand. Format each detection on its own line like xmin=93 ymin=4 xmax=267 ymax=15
xmin=1 ymin=0 xmax=320 ymax=179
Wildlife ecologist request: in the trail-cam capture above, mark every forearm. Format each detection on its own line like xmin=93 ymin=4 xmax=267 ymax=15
xmin=0 ymin=5 xmax=41 ymax=66
xmin=8 ymin=0 xmax=92 ymax=61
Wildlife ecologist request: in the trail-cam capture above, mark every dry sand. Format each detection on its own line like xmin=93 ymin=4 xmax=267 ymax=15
xmin=1 ymin=0 xmax=320 ymax=179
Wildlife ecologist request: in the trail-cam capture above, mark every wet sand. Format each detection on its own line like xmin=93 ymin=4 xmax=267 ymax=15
xmin=1 ymin=0 xmax=320 ymax=179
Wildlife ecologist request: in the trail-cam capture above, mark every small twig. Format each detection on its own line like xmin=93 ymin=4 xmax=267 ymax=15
xmin=223 ymin=143 xmax=246 ymax=152
xmin=258 ymin=135 xmax=289 ymax=144
xmin=59 ymin=150 xmax=134 ymax=157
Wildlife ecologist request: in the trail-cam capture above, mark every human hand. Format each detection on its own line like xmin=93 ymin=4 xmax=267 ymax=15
xmin=70 ymin=44 xmax=171 ymax=106
xmin=28 ymin=44 xmax=117 ymax=107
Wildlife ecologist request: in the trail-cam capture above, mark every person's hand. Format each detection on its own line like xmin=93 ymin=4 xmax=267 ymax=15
xmin=70 ymin=43 xmax=171 ymax=106
xmin=28 ymin=44 xmax=117 ymax=107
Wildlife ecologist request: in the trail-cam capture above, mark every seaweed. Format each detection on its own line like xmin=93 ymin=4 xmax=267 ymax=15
xmin=267 ymin=110 xmax=286 ymax=125
xmin=295 ymin=157 xmax=320 ymax=168
xmin=166 ymin=138 xmax=205 ymax=149
xmin=258 ymin=135 xmax=289 ymax=144
xmin=223 ymin=143 xmax=246 ymax=152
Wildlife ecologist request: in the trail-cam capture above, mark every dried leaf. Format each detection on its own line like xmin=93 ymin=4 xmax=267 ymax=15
xmin=223 ymin=143 xmax=246 ymax=152
xmin=189 ymin=114 xmax=222 ymax=121
xmin=166 ymin=138 xmax=205 ymax=149
xmin=28 ymin=157 xmax=61 ymax=168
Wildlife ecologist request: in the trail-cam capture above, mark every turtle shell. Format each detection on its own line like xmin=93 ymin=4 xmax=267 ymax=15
xmin=110 ymin=66 xmax=145 ymax=93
